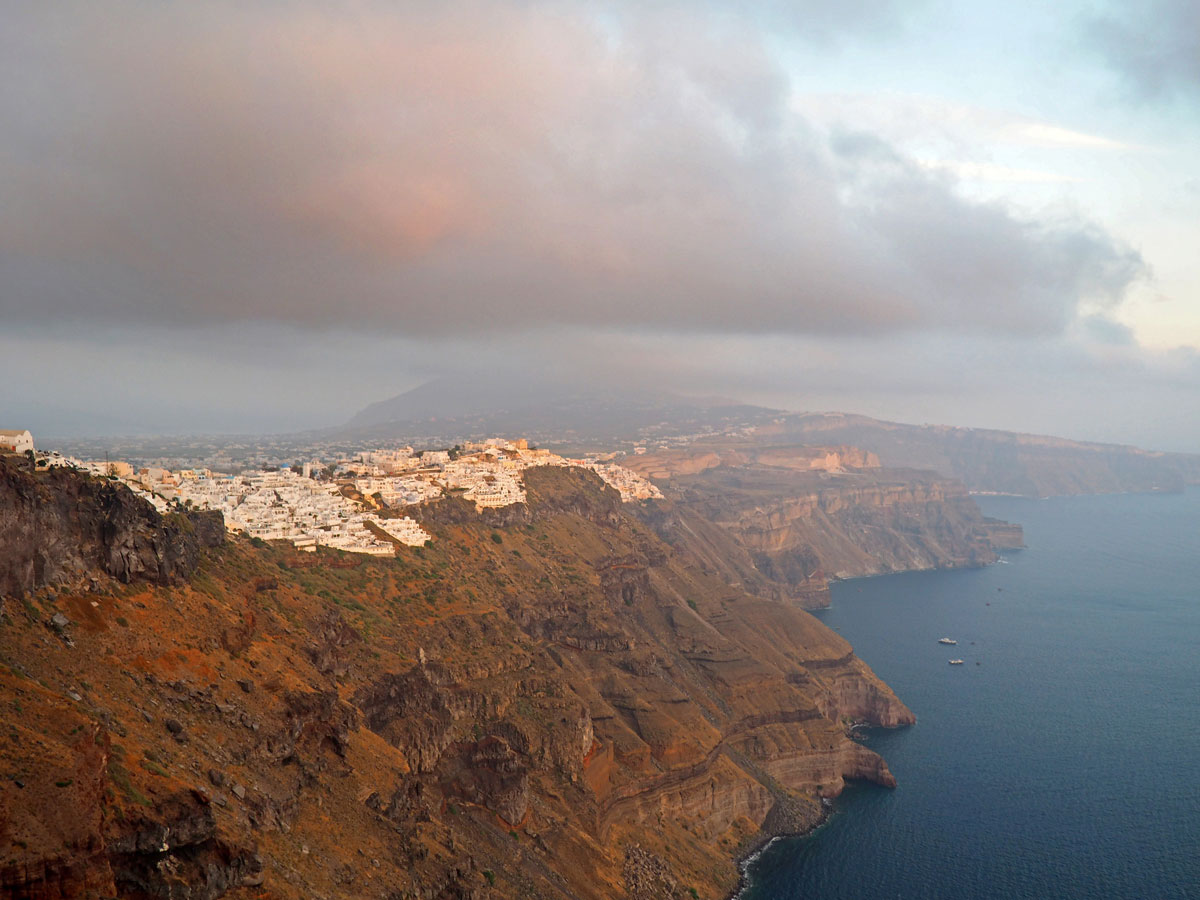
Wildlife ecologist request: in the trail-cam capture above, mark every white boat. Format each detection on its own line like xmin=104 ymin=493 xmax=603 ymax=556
xmin=948 ymin=659 xmax=964 ymax=665
xmin=938 ymin=637 xmax=958 ymax=645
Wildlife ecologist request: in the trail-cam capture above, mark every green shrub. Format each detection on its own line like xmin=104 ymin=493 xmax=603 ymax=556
xmin=141 ymin=753 xmax=168 ymax=777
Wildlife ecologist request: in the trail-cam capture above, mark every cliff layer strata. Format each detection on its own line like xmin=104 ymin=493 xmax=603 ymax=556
xmin=631 ymin=448 xmax=1018 ymax=608
xmin=0 ymin=464 xmax=915 ymax=900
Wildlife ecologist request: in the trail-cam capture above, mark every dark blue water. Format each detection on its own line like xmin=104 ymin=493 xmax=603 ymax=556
xmin=744 ymin=490 xmax=1200 ymax=900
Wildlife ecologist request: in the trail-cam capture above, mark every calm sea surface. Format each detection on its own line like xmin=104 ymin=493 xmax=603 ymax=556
xmin=743 ymin=490 xmax=1200 ymax=900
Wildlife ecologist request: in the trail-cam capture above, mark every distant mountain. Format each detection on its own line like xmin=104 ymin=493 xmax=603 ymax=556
xmin=342 ymin=375 xmax=781 ymax=445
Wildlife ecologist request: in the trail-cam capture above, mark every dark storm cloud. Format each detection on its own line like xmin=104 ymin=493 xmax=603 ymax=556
xmin=1085 ymin=0 xmax=1200 ymax=103
xmin=1 ymin=1 xmax=1144 ymax=339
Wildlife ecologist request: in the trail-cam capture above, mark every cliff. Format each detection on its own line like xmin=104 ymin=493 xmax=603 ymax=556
xmin=763 ymin=413 xmax=1200 ymax=497
xmin=629 ymin=445 xmax=879 ymax=481
xmin=630 ymin=447 xmax=1019 ymax=608
xmin=981 ymin=517 xmax=1025 ymax=551
xmin=0 ymin=455 xmax=224 ymax=597
xmin=1 ymin=464 xmax=912 ymax=900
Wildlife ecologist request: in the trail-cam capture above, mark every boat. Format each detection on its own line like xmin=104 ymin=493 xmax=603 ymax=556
xmin=938 ymin=637 xmax=957 ymax=645
xmin=948 ymin=659 xmax=964 ymax=665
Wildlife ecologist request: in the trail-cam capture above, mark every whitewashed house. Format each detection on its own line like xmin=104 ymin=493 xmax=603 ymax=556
xmin=0 ymin=429 xmax=34 ymax=455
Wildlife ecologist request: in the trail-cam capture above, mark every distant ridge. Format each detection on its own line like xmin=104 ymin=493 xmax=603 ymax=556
xmin=342 ymin=374 xmax=780 ymax=443
xmin=762 ymin=412 xmax=1200 ymax=497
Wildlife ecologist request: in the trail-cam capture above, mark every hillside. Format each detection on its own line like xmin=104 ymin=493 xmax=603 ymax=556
xmin=1 ymin=460 xmax=917 ymax=900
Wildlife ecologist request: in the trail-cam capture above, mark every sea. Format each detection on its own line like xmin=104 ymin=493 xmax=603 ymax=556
xmin=742 ymin=489 xmax=1200 ymax=900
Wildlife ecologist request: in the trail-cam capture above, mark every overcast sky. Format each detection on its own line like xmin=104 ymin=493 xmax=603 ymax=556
xmin=3 ymin=1 xmax=1199 ymax=449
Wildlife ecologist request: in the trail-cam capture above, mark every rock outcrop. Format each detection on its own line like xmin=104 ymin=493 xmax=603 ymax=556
xmin=0 ymin=671 xmax=263 ymax=900
xmin=981 ymin=517 xmax=1025 ymax=550
xmin=0 ymin=455 xmax=223 ymax=597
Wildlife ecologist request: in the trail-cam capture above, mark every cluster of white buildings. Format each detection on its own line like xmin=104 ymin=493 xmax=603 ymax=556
xmin=436 ymin=439 xmax=663 ymax=507
xmin=353 ymin=475 xmax=442 ymax=508
xmin=179 ymin=468 xmax=432 ymax=554
xmin=584 ymin=462 xmax=664 ymax=501
xmin=341 ymin=438 xmax=662 ymax=514
xmin=52 ymin=436 xmax=660 ymax=557
xmin=46 ymin=460 xmax=428 ymax=555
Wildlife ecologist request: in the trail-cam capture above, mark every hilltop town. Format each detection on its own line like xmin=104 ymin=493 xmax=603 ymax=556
xmin=16 ymin=434 xmax=661 ymax=557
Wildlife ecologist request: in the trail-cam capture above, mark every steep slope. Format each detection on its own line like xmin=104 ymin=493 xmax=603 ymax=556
xmin=628 ymin=447 xmax=1019 ymax=607
xmin=0 ymin=455 xmax=224 ymax=596
xmin=672 ymin=466 xmax=1000 ymax=580
xmin=0 ymin=463 xmax=911 ymax=900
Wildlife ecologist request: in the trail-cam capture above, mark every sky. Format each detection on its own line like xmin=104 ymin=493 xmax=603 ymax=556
xmin=2 ymin=1 xmax=1199 ymax=449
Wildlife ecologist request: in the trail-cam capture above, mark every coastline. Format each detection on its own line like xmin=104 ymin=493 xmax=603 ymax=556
xmin=736 ymin=490 xmax=1200 ymax=898
xmin=729 ymin=798 xmax=834 ymax=900
xmin=969 ymin=486 xmax=1188 ymax=499
xmin=823 ymin=548 xmax=1017 ymax=588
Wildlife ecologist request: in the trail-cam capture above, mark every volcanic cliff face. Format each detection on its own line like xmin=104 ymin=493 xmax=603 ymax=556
xmin=0 ymin=456 xmax=224 ymax=598
xmin=630 ymin=448 xmax=1016 ymax=608
xmin=0 ymin=464 xmax=917 ymax=900
xmin=630 ymin=445 xmax=880 ymax=480
xmin=681 ymin=467 xmax=1000 ymax=579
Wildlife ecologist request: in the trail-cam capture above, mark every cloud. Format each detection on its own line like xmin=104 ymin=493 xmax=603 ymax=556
xmin=831 ymin=131 xmax=1145 ymax=334
xmin=0 ymin=1 xmax=1147 ymax=341
xmin=1085 ymin=0 xmax=1200 ymax=103
xmin=918 ymin=161 xmax=1085 ymax=185
xmin=793 ymin=93 xmax=1135 ymax=150
xmin=1077 ymin=313 xmax=1135 ymax=346
xmin=1011 ymin=122 xmax=1129 ymax=150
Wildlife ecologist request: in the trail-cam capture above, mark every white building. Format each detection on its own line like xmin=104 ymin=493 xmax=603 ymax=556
xmin=0 ymin=429 xmax=34 ymax=455
xmin=376 ymin=516 xmax=432 ymax=547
